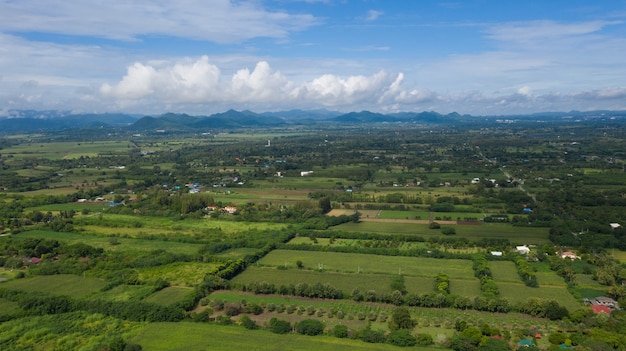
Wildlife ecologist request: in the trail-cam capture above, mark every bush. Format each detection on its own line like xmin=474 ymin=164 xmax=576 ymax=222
xmin=239 ymin=315 xmax=259 ymax=330
xmin=332 ymin=324 xmax=348 ymax=338
xmin=416 ymin=333 xmax=434 ymax=346
xmin=441 ymin=227 xmax=456 ymax=235
xmin=295 ymin=319 xmax=325 ymax=336
xmin=269 ymin=318 xmax=292 ymax=334
xmin=388 ymin=329 xmax=417 ymax=347
xmin=429 ymin=222 xmax=441 ymax=229
xmin=359 ymin=328 xmax=387 ymax=344
xmin=223 ymin=302 xmax=241 ymax=317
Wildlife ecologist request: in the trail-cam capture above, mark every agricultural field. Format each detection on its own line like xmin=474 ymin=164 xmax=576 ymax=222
xmin=1 ymin=121 xmax=625 ymax=350
xmin=0 ymin=275 xmax=106 ymax=298
xmin=332 ymin=221 xmax=551 ymax=244
xmin=257 ymin=250 xmax=475 ymax=278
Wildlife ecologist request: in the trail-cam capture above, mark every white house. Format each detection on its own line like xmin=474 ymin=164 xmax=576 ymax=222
xmin=516 ymin=245 xmax=530 ymax=255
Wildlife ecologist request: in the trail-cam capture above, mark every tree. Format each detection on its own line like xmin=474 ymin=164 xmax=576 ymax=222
xmin=332 ymin=324 xmax=348 ymax=338
xmin=389 ymin=307 xmax=416 ymax=330
xmin=319 ymin=196 xmax=332 ymax=213
xmin=269 ymin=318 xmax=291 ymax=334
xmin=295 ymin=319 xmax=325 ymax=336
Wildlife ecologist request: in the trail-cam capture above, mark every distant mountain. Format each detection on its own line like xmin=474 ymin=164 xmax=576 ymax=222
xmin=130 ymin=110 xmax=287 ymax=131
xmin=0 ymin=112 xmax=140 ymax=133
xmin=261 ymin=109 xmax=342 ymax=120
xmin=2 ymin=108 xmax=624 ymax=133
xmin=332 ymin=110 xmax=465 ymax=124
xmin=333 ymin=111 xmax=393 ymax=123
xmin=192 ymin=109 xmax=286 ymax=129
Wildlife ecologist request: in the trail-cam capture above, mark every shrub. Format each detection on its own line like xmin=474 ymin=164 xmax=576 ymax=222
xmin=416 ymin=333 xmax=434 ymax=346
xmin=429 ymin=222 xmax=441 ymax=229
xmin=359 ymin=328 xmax=386 ymax=344
xmin=332 ymin=324 xmax=348 ymax=338
xmin=269 ymin=318 xmax=292 ymax=334
xmin=295 ymin=319 xmax=325 ymax=336
xmin=223 ymin=302 xmax=241 ymax=317
xmin=239 ymin=315 xmax=259 ymax=330
xmin=388 ymin=329 xmax=417 ymax=347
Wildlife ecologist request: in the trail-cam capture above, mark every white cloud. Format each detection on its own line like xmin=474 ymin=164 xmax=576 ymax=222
xmin=101 ymin=57 xmax=401 ymax=109
xmin=366 ymin=10 xmax=384 ymax=21
xmin=0 ymin=0 xmax=319 ymax=43
xmin=485 ymin=20 xmax=622 ymax=44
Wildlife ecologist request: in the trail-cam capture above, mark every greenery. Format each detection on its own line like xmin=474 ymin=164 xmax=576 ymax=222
xmin=1 ymin=119 xmax=626 ymax=350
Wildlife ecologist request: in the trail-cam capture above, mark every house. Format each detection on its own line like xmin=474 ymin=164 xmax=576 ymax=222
xmin=516 ymin=245 xmax=530 ymax=255
xmin=223 ymin=206 xmax=237 ymax=214
xmin=593 ymin=296 xmax=619 ymax=309
xmin=28 ymin=257 xmax=43 ymax=264
xmin=300 ymin=171 xmax=314 ymax=176
xmin=610 ymin=223 xmax=622 ymax=230
xmin=517 ymin=339 xmax=535 ymax=348
xmin=560 ymin=251 xmax=580 ymax=260
xmin=490 ymin=251 xmax=503 ymax=256
xmin=591 ymin=305 xmax=611 ymax=314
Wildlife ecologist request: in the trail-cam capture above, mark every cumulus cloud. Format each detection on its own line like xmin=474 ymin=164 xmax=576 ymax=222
xmin=100 ymin=57 xmax=406 ymax=109
xmin=96 ymin=56 xmax=626 ymax=114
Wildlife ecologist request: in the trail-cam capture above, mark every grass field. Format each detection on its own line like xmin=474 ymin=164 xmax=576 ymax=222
xmin=258 ymin=250 xmax=475 ymax=278
xmin=1 ymin=274 xmax=106 ymax=298
xmin=489 ymin=261 xmax=524 ymax=283
xmin=90 ymin=284 xmax=155 ymax=302
xmin=332 ymin=221 xmax=550 ymax=244
xmin=0 ymin=298 xmax=20 ymax=316
xmin=75 ymin=214 xmax=289 ymax=235
xmin=233 ymin=266 xmax=398 ymax=294
xmin=15 ymin=230 xmax=205 ymax=256
xmin=138 ymin=262 xmax=220 ymax=287
xmin=143 ymin=287 xmax=194 ymax=306
xmin=497 ymin=282 xmax=581 ymax=311
xmin=131 ymin=322 xmax=438 ymax=351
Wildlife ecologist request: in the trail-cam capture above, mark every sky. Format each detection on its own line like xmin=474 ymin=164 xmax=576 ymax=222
xmin=1 ymin=0 xmax=626 ymax=116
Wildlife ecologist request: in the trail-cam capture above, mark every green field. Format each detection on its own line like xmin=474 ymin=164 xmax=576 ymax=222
xmin=258 ymin=250 xmax=475 ymax=278
xmin=130 ymin=322 xmax=439 ymax=351
xmin=0 ymin=274 xmax=106 ymax=298
xmin=138 ymin=262 xmax=220 ymax=287
xmin=333 ymin=222 xmax=550 ymax=244
xmin=143 ymin=287 xmax=194 ymax=306
xmin=497 ymin=282 xmax=581 ymax=311
xmin=15 ymin=230 xmax=205 ymax=255
xmin=2 ymin=140 xmax=138 ymax=159
xmin=233 ymin=266 xmax=398 ymax=294
xmin=488 ymin=261 xmax=523 ymax=283
xmin=0 ymin=298 xmax=20 ymax=316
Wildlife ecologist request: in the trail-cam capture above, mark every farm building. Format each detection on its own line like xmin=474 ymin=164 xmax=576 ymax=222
xmin=560 ymin=251 xmax=580 ymax=260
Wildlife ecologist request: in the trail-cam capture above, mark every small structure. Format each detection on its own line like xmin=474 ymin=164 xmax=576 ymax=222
xmin=560 ymin=251 xmax=580 ymax=260
xmin=517 ymin=339 xmax=535 ymax=348
xmin=490 ymin=251 xmax=503 ymax=256
xmin=223 ymin=206 xmax=237 ymax=214
xmin=591 ymin=305 xmax=612 ymax=314
xmin=610 ymin=223 xmax=622 ymax=230
xmin=516 ymin=245 xmax=530 ymax=255
xmin=300 ymin=171 xmax=314 ymax=177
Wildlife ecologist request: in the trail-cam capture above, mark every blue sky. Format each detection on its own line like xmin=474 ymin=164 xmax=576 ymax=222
xmin=1 ymin=0 xmax=626 ymax=115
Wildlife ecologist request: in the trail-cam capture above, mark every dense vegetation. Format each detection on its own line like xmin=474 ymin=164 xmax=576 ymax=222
xmin=1 ymin=117 xmax=626 ymax=350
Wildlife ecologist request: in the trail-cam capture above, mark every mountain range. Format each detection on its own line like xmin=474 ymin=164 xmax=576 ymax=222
xmin=0 ymin=108 xmax=624 ymax=133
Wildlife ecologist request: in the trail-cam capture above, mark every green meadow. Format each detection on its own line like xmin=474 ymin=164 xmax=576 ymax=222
xmin=332 ymin=221 xmax=551 ymax=244
xmin=0 ymin=274 xmax=106 ymax=298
